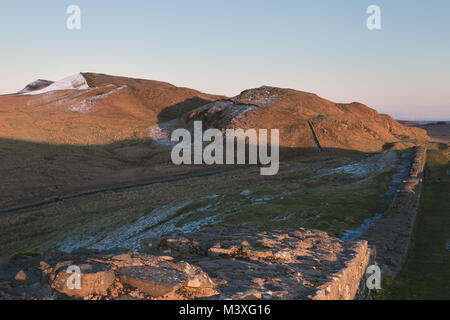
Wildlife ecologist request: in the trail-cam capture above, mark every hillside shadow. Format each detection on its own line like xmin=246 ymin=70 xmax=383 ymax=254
xmin=0 ymin=135 xmax=369 ymax=214
xmin=157 ymin=97 xmax=215 ymax=123
xmin=0 ymin=135 xmax=382 ymax=257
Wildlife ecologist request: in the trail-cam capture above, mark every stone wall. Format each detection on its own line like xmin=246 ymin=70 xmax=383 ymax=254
xmin=311 ymin=240 xmax=371 ymax=300
xmin=362 ymin=146 xmax=427 ymax=279
xmin=154 ymin=227 xmax=372 ymax=300
xmin=0 ymin=227 xmax=372 ymax=300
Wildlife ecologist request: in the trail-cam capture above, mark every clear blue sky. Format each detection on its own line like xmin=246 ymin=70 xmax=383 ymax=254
xmin=1 ymin=0 xmax=449 ymax=120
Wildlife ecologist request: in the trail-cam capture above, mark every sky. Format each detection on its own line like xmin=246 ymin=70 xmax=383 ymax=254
xmin=0 ymin=0 xmax=449 ymax=120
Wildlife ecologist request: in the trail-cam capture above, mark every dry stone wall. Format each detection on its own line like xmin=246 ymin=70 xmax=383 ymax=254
xmin=0 ymin=227 xmax=372 ymax=300
xmin=363 ymin=146 xmax=427 ymax=279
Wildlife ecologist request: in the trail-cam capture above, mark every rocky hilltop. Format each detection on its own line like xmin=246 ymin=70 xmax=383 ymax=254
xmin=180 ymin=86 xmax=429 ymax=152
xmin=17 ymin=79 xmax=54 ymax=94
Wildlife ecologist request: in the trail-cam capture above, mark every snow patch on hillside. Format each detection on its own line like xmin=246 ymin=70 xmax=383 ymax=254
xmin=68 ymin=85 xmax=128 ymax=113
xmin=148 ymin=119 xmax=183 ymax=147
xmin=235 ymin=87 xmax=279 ymax=105
xmin=195 ymin=101 xmax=258 ymax=120
xmin=23 ymin=73 xmax=89 ymax=95
xmin=148 ymin=125 xmax=173 ymax=146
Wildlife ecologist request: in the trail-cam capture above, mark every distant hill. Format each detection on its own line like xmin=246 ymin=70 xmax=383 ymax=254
xmin=399 ymin=120 xmax=449 ymax=144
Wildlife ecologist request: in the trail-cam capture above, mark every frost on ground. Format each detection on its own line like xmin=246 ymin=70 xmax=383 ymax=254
xmin=381 ymin=151 xmax=414 ymax=205
xmin=240 ymin=190 xmax=253 ymax=196
xmin=251 ymin=192 xmax=292 ymax=204
xmin=57 ymin=196 xmax=223 ymax=252
xmin=52 ymin=150 xmax=413 ymax=251
xmin=340 ymin=150 xmax=414 ymax=241
xmin=55 ymin=189 xmax=296 ymax=253
xmin=22 ymin=73 xmax=89 ymax=95
xmin=341 ymin=214 xmax=382 ymax=241
xmin=148 ymin=120 xmax=180 ymax=147
xmin=315 ymin=151 xmax=398 ymax=179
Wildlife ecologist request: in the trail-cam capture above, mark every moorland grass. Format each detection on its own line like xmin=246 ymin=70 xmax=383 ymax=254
xmin=383 ymin=148 xmax=449 ymax=299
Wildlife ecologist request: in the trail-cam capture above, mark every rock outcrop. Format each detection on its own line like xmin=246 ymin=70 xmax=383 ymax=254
xmin=180 ymin=86 xmax=429 ymax=152
xmin=17 ymin=79 xmax=54 ymax=94
xmin=0 ymin=227 xmax=371 ymax=300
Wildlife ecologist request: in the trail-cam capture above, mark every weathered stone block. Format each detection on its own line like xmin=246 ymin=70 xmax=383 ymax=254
xmin=52 ymin=263 xmax=115 ymax=298
xmin=119 ymin=266 xmax=188 ymax=297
